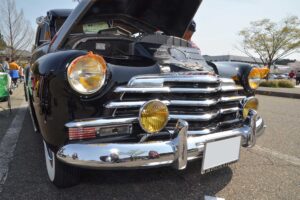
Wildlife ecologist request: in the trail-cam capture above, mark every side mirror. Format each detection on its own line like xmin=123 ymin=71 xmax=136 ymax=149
xmin=31 ymin=44 xmax=37 ymax=52
xmin=36 ymin=16 xmax=45 ymax=26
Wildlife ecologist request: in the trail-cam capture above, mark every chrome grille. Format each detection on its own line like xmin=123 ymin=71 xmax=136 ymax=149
xmin=106 ymin=72 xmax=245 ymax=136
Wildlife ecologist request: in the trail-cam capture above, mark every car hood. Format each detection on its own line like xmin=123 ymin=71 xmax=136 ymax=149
xmin=50 ymin=0 xmax=202 ymax=51
xmin=83 ymin=0 xmax=202 ymax=36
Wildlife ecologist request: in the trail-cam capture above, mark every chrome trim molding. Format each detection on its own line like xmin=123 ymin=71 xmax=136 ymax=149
xmin=221 ymin=85 xmax=243 ymax=92
xmin=170 ymin=113 xmax=219 ymax=121
xmin=114 ymin=86 xmax=221 ymax=94
xmin=219 ymin=78 xmax=235 ymax=83
xmin=114 ymin=85 xmax=243 ymax=94
xmin=169 ymin=99 xmax=217 ymax=107
xmin=128 ymin=73 xmax=220 ymax=87
xmin=220 ymin=96 xmax=246 ymax=102
xmin=105 ymin=100 xmax=170 ymax=109
xmin=105 ymin=98 xmax=245 ymax=109
xmin=220 ymin=107 xmax=240 ymax=114
xmin=65 ymin=117 xmax=137 ymax=128
xmin=58 ymin=115 xmax=265 ymax=170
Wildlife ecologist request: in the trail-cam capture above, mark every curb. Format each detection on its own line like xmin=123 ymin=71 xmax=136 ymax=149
xmin=256 ymin=90 xmax=300 ymax=99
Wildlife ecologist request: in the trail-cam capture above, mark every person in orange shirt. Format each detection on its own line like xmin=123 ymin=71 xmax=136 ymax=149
xmin=9 ymin=59 xmax=20 ymax=70
xmin=9 ymin=59 xmax=20 ymax=87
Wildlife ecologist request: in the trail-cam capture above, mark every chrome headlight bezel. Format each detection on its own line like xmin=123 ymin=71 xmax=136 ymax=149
xmin=67 ymin=52 xmax=107 ymax=95
xmin=246 ymin=67 xmax=270 ymax=91
xmin=241 ymin=97 xmax=259 ymax=119
xmin=247 ymin=68 xmax=262 ymax=90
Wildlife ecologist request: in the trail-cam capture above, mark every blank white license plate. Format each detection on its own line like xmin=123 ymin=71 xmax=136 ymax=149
xmin=201 ymin=136 xmax=241 ymax=174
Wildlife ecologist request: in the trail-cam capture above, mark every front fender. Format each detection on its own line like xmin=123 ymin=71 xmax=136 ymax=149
xmin=213 ymin=62 xmax=254 ymax=94
xmin=30 ymin=50 xmax=88 ymax=147
xmin=30 ymin=50 xmax=160 ymax=148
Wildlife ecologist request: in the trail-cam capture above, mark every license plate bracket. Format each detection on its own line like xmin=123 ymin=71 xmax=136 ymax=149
xmin=201 ymin=136 xmax=241 ymax=174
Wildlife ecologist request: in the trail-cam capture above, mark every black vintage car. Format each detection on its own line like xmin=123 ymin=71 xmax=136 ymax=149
xmin=25 ymin=0 xmax=267 ymax=187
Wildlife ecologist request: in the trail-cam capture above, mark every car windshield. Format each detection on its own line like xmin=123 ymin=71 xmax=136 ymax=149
xmin=69 ymin=15 xmax=156 ymax=37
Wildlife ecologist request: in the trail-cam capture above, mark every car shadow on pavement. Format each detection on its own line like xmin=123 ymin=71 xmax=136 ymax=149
xmin=78 ymin=162 xmax=233 ymax=200
xmin=0 ymin=107 xmax=18 ymax=115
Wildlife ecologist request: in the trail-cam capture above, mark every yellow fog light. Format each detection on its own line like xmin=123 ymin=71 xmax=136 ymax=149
xmin=67 ymin=52 xmax=106 ymax=95
xmin=139 ymin=100 xmax=169 ymax=134
xmin=242 ymin=97 xmax=258 ymax=119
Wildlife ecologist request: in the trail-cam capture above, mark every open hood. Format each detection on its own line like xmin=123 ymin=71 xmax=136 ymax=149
xmin=50 ymin=0 xmax=202 ymax=51
xmin=83 ymin=0 xmax=202 ymax=36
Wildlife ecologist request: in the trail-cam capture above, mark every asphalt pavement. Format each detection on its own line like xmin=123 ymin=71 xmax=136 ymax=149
xmin=0 ymin=87 xmax=299 ymax=200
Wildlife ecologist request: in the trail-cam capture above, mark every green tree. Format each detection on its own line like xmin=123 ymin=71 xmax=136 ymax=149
xmin=0 ymin=0 xmax=34 ymax=59
xmin=0 ymin=32 xmax=7 ymax=50
xmin=238 ymin=16 xmax=300 ymax=69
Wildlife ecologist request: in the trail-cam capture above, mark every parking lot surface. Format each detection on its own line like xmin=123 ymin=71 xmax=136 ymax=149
xmin=0 ymin=88 xmax=299 ymax=200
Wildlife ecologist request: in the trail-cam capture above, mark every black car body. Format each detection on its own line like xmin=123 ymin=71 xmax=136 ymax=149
xmin=26 ymin=0 xmax=266 ymax=187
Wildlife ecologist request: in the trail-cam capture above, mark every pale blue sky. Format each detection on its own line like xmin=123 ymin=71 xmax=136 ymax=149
xmin=16 ymin=0 xmax=300 ymax=60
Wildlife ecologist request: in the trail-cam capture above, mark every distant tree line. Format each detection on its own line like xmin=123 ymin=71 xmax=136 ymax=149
xmin=238 ymin=16 xmax=300 ymax=69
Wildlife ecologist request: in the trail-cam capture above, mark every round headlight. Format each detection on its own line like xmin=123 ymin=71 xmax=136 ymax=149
xmin=67 ymin=52 xmax=106 ymax=95
xmin=248 ymin=68 xmax=261 ymax=90
xmin=139 ymin=100 xmax=169 ymax=134
xmin=242 ymin=97 xmax=258 ymax=119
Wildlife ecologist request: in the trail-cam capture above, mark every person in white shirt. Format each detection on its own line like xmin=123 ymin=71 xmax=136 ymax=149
xmin=2 ymin=57 xmax=10 ymax=73
xmin=1 ymin=57 xmax=12 ymax=91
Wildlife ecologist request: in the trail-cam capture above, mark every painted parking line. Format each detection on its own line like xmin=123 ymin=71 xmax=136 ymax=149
xmin=254 ymin=145 xmax=300 ymax=166
xmin=0 ymin=101 xmax=27 ymax=193
xmin=204 ymin=196 xmax=225 ymax=200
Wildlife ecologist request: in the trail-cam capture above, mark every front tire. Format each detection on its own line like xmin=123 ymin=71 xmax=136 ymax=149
xmin=43 ymin=141 xmax=80 ymax=187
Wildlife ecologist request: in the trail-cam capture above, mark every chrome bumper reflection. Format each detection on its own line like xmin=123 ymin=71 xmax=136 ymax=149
xmin=57 ymin=114 xmax=265 ymax=170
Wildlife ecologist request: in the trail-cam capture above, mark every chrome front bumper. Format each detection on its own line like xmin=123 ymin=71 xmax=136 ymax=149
xmin=57 ymin=111 xmax=265 ymax=170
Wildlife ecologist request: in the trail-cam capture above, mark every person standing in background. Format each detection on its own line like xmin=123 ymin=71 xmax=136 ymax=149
xmin=288 ymin=70 xmax=295 ymax=79
xmin=0 ymin=57 xmax=12 ymax=92
xmin=9 ymin=59 xmax=20 ymax=71
xmin=9 ymin=59 xmax=20 ymax=87
xmin=2 ymin=57 xmax=10 ymax=73
xmin=183 ymin=20 xmax=196 ymax=41
xmin=183 ymin=20 xmax=200 ymax=52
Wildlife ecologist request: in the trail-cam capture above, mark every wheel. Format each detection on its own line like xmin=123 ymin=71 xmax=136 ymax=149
xmin=28 ymin=95 xmax=39 ymax=133
xmin=43 ymin=141 xmax=80 ymax=188
xmin=24 ymin=83 xmax=28 ymax=102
